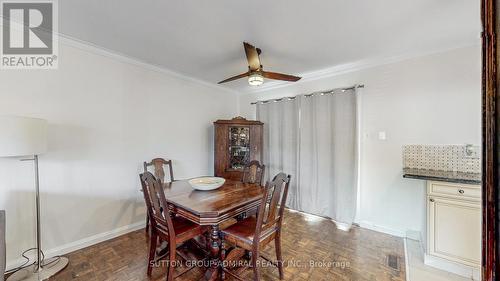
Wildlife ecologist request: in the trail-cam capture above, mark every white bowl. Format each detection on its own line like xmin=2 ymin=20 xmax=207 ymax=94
xmin=188 ymin=177 xmax=225 ymax=191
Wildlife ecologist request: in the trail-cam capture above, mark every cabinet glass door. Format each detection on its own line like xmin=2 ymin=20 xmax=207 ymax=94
xmin=229 ymin=127 xmax=250 ymax=170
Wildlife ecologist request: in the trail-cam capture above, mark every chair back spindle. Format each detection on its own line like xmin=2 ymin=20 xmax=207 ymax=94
xmin=140 ymin=172 xmax=175 ymax=238
xmin=242 ymin=160 xmax=265 ymax=185
xmin=143 ymin=158 xmax=174 ymax=183
xmin=254 ymin=173 xmax=291 ymax=244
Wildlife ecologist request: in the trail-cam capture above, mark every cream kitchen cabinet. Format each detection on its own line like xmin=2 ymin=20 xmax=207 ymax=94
xmin=426 ymin=181 xmax=481 ymax=279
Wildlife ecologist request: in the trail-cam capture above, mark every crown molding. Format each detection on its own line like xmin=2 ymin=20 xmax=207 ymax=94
xmin=246 ymin=41 xmax=481 ymax=93
xmin=57 ymin=34 xmax=241 ymax=96
xmin=0 ymin=17 xmax=240 ymax=96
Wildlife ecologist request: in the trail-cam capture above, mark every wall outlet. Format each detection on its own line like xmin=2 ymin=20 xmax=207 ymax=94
xmin=464 ymin=144 xmax=479 ymax=159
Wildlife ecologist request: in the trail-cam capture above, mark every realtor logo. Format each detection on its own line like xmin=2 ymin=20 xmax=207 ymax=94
xmin=1 ymin=0 xmax=58 ymax=69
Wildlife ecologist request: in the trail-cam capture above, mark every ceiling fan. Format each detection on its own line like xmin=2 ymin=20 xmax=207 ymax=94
xmin=218 ymin=42 xmax=301 ymax=86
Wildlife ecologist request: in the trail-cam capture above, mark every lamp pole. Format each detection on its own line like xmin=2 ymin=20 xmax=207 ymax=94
xmin=20 ymin=155 xmax=41 ymax=271
xmin=33 ymin=155 xmax=41 ymax=272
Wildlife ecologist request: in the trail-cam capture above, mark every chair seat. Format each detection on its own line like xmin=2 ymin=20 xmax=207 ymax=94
xmin=222 ymin=216 xmax=257 ymax=242
xmin=170 ymin=216 xmax=203 ymax=244
xmin=221 ymin=216 xmax=277 ymax=250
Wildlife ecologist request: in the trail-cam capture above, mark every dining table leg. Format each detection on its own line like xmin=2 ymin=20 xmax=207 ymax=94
xmin=204 ymin=224 xmax=221 ymax=281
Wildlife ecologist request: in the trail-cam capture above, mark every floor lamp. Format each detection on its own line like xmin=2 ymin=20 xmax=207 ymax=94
xmin=0 ymin=116 xmax=68 ymax=281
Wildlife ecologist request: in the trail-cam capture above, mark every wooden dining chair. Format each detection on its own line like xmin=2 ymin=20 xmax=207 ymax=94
xmin=236 ymin=161 xmax=266 ymax=221
xmin=221 ymin=173 xmax=291 ymax=281
xmin=144 ymin=158 xmax=175 ymax=233
xmin=140 ymin=172 xmax=205 ymax=281
xmin=144 ymin=158 xmax=175 ymax=183
xmin=241 ymin=160 xmax=265 ymax=186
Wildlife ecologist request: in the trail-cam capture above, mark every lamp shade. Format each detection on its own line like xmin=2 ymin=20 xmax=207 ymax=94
xmin=0 ymin=116 xmax=48 ymax=157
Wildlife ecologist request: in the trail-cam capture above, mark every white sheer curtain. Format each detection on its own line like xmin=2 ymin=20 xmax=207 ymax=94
xmin=257 ymin=89 xmax=358 ymax=228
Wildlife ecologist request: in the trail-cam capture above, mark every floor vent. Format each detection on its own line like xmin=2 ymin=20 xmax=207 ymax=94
xmin=387 ymin=254 xmax=400 ymax=271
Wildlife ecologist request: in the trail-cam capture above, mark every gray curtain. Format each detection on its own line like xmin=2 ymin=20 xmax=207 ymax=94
xmin=257 ymin=89 xmax=358 ymax=228
xmin=257 ymin=99 xmax=300 ymax=208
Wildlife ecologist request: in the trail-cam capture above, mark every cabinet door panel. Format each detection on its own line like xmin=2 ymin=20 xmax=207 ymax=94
xmin=228 ymin=126 xmax=251 ymax=171
xmin=428 ymin=197 xmax=481 ymax=266
xmin=214 ymin=124 xmax=228 ymax=177
xmin=250 ymin=125 xmax=263 ymax=163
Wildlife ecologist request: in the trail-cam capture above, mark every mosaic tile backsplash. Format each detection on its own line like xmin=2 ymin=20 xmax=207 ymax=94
xmin=403 ymin=145 xmax=481 ymax=174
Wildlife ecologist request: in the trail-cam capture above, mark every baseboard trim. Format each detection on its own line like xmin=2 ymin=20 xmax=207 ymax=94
xmin=6 ymin=221 xmax=146 ymax=271
xmin=424 ymin=254 xmax=480 ymax=280
xmin=286 ymin=209 xmax=408 ymax=238
xmin=357 ymin=221 xmax=406 ymax=237
xmin=405 ymin=230 xmax=421 ymax=241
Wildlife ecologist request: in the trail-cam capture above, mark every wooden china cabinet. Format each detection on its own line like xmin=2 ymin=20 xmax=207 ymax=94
xmin=214 ymin=116 xmax=263 ymax=180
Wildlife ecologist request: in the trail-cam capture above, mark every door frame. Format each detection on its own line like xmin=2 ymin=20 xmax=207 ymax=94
xmin=482 ymin=0 xmax=498 ymax=280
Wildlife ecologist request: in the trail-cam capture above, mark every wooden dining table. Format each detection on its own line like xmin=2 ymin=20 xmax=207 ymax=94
xmin=162 ymin=179 xmax=265 ymax=281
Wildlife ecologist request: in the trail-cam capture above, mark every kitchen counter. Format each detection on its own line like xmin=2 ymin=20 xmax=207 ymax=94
xmin=403 ymin=167 xmax=481 ymax=185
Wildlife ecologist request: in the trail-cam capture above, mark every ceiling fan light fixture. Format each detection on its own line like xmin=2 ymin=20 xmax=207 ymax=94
xmin=248 ymin=73 xmax=264 ymax=86
xmin=218 ymin=42 xmax=301 ymax=85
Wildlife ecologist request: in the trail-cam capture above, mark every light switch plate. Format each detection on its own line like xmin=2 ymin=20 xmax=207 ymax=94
xmin=378 ymin=131 xmax=387 ymax=140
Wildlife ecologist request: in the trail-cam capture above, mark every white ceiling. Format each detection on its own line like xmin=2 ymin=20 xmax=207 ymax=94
xmin=59 ymin=0 xmax=480 ymax=92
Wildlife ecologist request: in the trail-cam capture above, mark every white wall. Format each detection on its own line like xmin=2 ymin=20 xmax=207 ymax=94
xmin=0 ymin=41 xmax=481 ymax=268
xmin=239 ymin=45 xmax=482 ymax=237
xmin=0 ymin=41 xmax=238 ymax=266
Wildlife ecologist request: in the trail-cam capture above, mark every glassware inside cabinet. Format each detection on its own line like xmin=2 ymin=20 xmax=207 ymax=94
xmin=229 ymin=127 xmax=250 ymax=170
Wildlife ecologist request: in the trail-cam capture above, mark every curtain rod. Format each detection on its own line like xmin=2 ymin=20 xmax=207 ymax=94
xmin=250 ymin=84 xmax=364 ymax=105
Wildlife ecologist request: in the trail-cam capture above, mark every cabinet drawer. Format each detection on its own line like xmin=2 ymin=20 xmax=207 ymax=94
xmin=428 ymin=181 xmax=481 ymax=201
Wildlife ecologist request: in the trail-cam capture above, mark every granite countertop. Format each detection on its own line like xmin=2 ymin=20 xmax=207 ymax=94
xmin=403 ymin=167 xmax=481 ymax=185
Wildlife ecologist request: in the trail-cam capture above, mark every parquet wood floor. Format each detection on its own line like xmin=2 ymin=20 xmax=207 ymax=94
xmin=50 ymin=210 xmax=405 ymax=281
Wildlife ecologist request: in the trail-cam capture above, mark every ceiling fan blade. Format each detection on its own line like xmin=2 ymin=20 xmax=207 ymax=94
xmin=217 ymin=72 xmax=250 ymax=84
xmin=262 ymin=71 xmax=301 ymax=82
xmin=243 ymin=42 xmax=261 ymax=71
